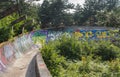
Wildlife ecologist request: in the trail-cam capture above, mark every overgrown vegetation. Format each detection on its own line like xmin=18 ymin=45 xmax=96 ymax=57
xmin=41 ymin=36 xmax=120 ymax=77
xmin=0 ymin=0 xmax=40 ymax=43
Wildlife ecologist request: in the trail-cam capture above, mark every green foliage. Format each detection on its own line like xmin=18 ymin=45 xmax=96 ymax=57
xmin=41 ymin=36 xmax=120 ymax=77
xmin=74 ymin=0 xmax=120 ymax=26
xmin=63 ymin=13 xmax=74 ymax=26
xmin=38 ymin=0 xmax=65 ymax=28
xmin=112 ymin=38 xmax=120 ymax=47
xmin=41 ymin=42 xmax=66 ymax=76
xmin=0 ymin=1 xmax=14 ymax=12
xmin=0 ymin=27 xmax=10 ymax=42
xmin=18 ymin=1 xmax=40 ymax=31
xmin=0 ymin=13 xmax=34 ymax=43
xmin=38 ymin=0 xmax=74 ymax=28
xmin=94 ymin=42 xmax=120 ymax=61
xmin=37 ymin=0 xmax=120 ymax=27
xmin=0 ymin=0 xmax=40 ymax=43
xmin=0 ymin=13 xmax=19 ymax=42
xmin=96 ymin=11 xmax=120 ymax=27
xmin=57 ymin=36 xmax=81 ymax=60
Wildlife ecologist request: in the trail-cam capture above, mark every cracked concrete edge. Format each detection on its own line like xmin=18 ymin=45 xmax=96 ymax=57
xmin=36 ymin=52 xmax=52 ymax=77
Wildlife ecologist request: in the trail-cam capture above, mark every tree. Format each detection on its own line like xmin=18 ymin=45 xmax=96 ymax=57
xmin=49 ymin=0 xmax=65 ymax=26
xmin=106 ymin=0 xmax=119 ymax=11
xmin=38 ymin=0 xmax=51 ymax=28
xmin=73 ymin=0 xmax=120 ymax=26
xmin=63 ymin=13 xmax=74 ymax=26
xmin=0 ymin=0 xmax=40 ymax=42
xmin=38 ymin=0 xmax=74 ymax=28
xmin=96 ymin=11 xmax=120 ymax=27
xmin=38 ymin=0 xmax=120 ymax=27
xmin=73 ymin=4 xmax=84 ymax=25
xmin=0 ymin=1 xmax=14 ymax=12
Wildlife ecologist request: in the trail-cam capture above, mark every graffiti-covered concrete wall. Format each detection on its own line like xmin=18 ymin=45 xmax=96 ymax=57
xmin=68 ymin=29 xmax=111 ymax=40
xmin=0 ymin=34 xmax=33 ymax=72
xmin=31 ymin=28 xmax=119 ymax=44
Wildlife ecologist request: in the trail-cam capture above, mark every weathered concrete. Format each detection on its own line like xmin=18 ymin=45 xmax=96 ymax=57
xmin=36 ymin=53 xmax=52 ymax=77
xmin=0 ymin=48 xmax=38 ymax=77
xmin=25 ymin=54 xmax=38 ymax=77
xmin=25 ymin=51 xmax=52 ymax=77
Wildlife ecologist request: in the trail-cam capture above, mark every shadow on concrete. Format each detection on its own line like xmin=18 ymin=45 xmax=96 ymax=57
xmin=25 ymin=54 xmax=40 ymax=77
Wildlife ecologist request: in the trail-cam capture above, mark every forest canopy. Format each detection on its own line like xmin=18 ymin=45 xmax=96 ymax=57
xmin=38 ymin=0 xmax=120 ymax=28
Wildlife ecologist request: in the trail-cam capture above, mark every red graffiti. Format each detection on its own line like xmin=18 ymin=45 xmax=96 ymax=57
xmin=0 ymin=48 xmax=8 ymax=65
xmin=39 ymin=63 xmax=45 ymax=68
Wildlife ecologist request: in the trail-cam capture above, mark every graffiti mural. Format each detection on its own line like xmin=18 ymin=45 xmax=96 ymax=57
xmin=47 ymin=30 xmax=63 ymax=41
xmin=0 ymin=48 xmax=8 ymax=65
xmin=0 ymin=48 xmax=7 ymax=72
xmin=13 ymin=34 xmax=33 ymax=58
xmin=3 ymin=43 xmax=14 ymax=62
xmin=31 ymin=29 xmax=119 ymax=43
xmin=31 ymin=30 xmax=48 ymax=44
xmin=73 ymin=29 xmax=111 ymax=40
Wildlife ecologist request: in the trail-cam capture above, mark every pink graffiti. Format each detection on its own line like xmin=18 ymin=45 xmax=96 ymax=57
xmin=0 ymin=60 xmax=6 ymax=71
xmin=0 ymin=48 xmax=8 ymax=65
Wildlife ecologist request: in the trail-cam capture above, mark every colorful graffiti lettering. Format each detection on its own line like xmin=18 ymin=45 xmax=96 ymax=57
xmin=13 ymin=34 xmax=33 ymax=58
xmin=0 ymin=31 xmax=36 ymax=72
xmin=47 ymin=31 xmax=63 ymax=41
xmin=73 ymin=30 xmax=111 ymax=39
xmin=31 ymin=29 xmax=119 ymax=43
xmin=0 ymin=33 xmax=34 ymax=72
xmin=74 ymin=32 xmax=83 ymax=39
xmin=3 ymin=44 xmax=14 ymax=61
xmin=31 ymin=30 xmax=47 ymax=45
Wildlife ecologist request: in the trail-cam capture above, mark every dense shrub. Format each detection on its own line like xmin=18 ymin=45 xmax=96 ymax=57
xmin=40 ymin=36 xmax=120 ymax=77
xmin=112 ymin=38 xmax=120 ymax=48
xmin=94 ymin=42 xmax=120 ymax=61
xmin=41 ymin=42 xmax=66 ymax=76
xmin=57 ymin=36 xmax=82 ymax=60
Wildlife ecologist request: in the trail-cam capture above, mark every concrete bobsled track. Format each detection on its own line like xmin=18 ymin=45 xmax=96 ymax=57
xmin=0 ymin=32 xmax=52 ymax=77
xmin=0 ymin=27 xmax=119 ymax=77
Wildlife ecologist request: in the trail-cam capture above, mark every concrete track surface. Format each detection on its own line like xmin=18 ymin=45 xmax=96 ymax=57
xmin=0 ymin=48 xmax=39 ymax=77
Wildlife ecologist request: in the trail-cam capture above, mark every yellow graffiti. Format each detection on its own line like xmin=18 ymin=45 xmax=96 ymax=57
xmin=85 ymin=31 xmax=94 ymax=38
xmin=97 ymin=32 xmax=107 ymax=39
xmin=102 ymin=32 xmax=107 ymax=38
xmin=32 ymin=37 xmax=45 ymax=45
xmin=74 ymin=32 xmax=83 ymax=38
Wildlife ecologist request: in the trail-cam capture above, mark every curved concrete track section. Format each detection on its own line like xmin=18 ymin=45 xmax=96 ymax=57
xmin=0 ymin=47 xmax=39 ymax=77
